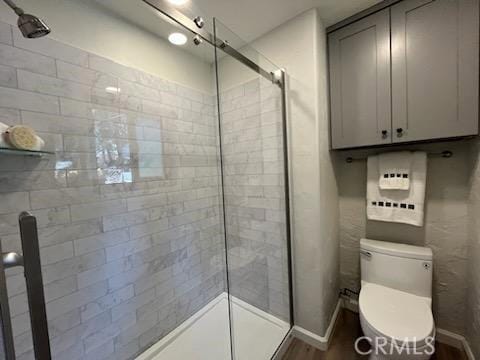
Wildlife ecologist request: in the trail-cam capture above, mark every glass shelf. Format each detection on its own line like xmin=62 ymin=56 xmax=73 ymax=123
xmin=0 ymin=147 xmax=54 ymax=157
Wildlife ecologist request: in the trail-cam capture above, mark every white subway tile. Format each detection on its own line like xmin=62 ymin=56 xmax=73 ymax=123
xmin=13 ymin=31 xmax=88 ymax=66
xmin=0 ymin=192 xmax=29 ymax=214
xmin=45 ymin=281 xmax=108 ymax=320
xmin=30 ymin=186 xmax=100 ymax=209
xmin=22 ymin=111 xmax=93 ymax=135
xmin=17 ymin=70 xmax=91 ymax=102
xmin=40 ymin=241 xmax=75 ymax=265
xmin=0 ymin=63 xmax=16 ymax=87
xmin=0 ymin=43 xmax=56 ymax=76
xmin=0 ymin=87 xmax=59 ymax=114
xmin=70 ymin=199 xmax=127 ymax=222
xmin=73 ymin=229 xmax=130 ymax=256
xmin=57 ymin=60 xmax=117 ymax=89
xmin=0 ymin=22 xmax=12 ymax=45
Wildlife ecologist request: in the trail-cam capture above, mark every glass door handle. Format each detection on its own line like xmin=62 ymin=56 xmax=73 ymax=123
xmin=17 ymin=211 xmax=52 ymax=360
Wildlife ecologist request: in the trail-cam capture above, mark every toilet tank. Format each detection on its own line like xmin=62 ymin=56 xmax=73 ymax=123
xmin=360 ymin=238 xmax=433 ymax=299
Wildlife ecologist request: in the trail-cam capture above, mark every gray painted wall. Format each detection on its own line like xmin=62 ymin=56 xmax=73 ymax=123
xmin=246 ymin=9 xmax=340 ymax=336
xmin=336 ymin=141 xmax=471 ymax=335
xmin=0 ymin=21 xmax=225 ymax=360
xmin=467 ymin=139 xmax=480 ymax=358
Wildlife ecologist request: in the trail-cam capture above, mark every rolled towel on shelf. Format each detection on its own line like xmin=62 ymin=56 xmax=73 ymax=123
xmin=4 ymin=125 xmax=45 ymax=151
xmin=31 ymin=136 xmax=45 ymax=151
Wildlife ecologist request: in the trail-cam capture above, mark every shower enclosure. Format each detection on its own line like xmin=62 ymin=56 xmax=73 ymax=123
xmin=0 ymin=0 xmax=292 ymax=359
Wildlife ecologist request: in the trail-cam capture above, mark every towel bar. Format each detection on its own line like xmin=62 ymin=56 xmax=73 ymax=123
xmin=345 ymin=150 xmax=452 ymax=163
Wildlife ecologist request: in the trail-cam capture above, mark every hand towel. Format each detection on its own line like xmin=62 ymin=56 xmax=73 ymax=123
xmin=378 ymin=151 xmax=413 ymax=190
xmin=367 ymin=151 xmax=427 ymax=226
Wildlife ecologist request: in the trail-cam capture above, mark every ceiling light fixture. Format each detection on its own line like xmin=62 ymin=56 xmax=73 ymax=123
xmin=168 ymin=32 xmax=187 ymax=45
xmin=167 ymin=0 xmax=188 ymax=6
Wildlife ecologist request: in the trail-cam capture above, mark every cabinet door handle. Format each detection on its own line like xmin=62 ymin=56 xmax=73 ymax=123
xmin=381 ymin=130 xmax=388 ymax=139
xmin=396 ymin=128 xmax=403 ymax=137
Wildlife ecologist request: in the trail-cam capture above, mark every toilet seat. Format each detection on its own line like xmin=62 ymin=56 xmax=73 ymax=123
xmin=359 ymin=283 xmax=435 ymax=348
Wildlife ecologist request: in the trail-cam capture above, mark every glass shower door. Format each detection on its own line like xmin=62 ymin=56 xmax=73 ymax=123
xmin=214 ymin=18 xmax=293 ymax=360
xmin=0 ymin=1 xmax=230 ymax=359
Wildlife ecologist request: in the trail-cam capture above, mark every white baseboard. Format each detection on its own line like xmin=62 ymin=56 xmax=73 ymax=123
xmin=291 ymin=299 xmax=342 ymax=351
xmin=436 ymin=329 xmax=476 ymax=360
xmin=463 ymin=338 xmax=475 ymax=360
xmin=436 ymin=328 xmax=465 ymax=349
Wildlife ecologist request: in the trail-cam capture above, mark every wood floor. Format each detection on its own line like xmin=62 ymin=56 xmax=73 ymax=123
xmin=282 ymin=310 xmax=467 ymax=360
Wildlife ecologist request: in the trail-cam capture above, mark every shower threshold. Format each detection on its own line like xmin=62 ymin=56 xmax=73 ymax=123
xmin=136 ymin=293 xmax=290 ymax=360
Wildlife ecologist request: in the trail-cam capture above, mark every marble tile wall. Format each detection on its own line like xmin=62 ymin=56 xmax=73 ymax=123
xmin=219 ymin=78 xmax=291 ymax=321
xmin=0 ymin=21 xmax=226 ymax=360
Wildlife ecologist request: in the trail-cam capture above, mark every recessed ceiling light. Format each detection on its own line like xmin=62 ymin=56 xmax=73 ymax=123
xmin=168 ymin=32 xmax=187 ymax=45
xmin=167 ymin=0 xmax=188 ymax=5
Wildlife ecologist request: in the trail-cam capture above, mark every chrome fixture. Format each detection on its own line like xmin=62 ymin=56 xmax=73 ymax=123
xmin=193 ymin=34 xmax=202 ymax=45
xmin=2 ymin=0 xmax=51 ymax=38
xmin=2 ymin=252 xmax=23 ymax=269
xmin=142 ymin=0 xmax=283 ymax=86
xmin=193 ymin=15 xmax=204 ymax=28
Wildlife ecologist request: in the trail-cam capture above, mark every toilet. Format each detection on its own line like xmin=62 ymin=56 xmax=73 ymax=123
xmin=359 ymin=239 xmax=435 ymax=360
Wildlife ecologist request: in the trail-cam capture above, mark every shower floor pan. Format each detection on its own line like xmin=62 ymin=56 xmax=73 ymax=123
xmin=136 ymin=293 xmax=290 ymax=360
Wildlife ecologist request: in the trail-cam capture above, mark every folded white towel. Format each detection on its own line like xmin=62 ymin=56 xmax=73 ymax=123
xmin=367 ymin=152 xmax=427 ymax=226
xmin=0 ymin=122 xmax=12 ymax=148
xmin=378 ymin=151 xmax=413 ymax=190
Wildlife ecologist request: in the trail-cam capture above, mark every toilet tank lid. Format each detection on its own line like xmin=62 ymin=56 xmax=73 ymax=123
xmin=360 ymin=239 xmax=433 ymax=260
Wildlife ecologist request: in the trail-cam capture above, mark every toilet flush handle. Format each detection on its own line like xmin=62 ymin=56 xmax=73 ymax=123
xmin=360 ymin=250 xmax=372 ymax=258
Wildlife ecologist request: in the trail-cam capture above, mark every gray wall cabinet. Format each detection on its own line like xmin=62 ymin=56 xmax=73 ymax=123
xmin=328 ymin=0 xmax=479 ymax=149
xmin=329 ymin=9 xmax=391 ymax=149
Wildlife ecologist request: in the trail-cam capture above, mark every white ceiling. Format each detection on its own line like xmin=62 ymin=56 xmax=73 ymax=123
xmin=194 ymin=0 xmax=383 ymax=42
xmin=95 ymin=0 xmax=382 ymax=44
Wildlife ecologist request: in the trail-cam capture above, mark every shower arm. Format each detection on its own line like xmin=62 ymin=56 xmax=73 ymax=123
xmin=2 ymin=0 xmax=24 ymax=16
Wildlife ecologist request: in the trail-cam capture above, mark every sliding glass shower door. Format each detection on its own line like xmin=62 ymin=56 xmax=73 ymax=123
xmin=0 ymin=1 xmax=292 ymax=359
xmin=214 ymin=19 xmax=293 ymax=360
xmin=0 ymin=0 xmax=229 ymax=358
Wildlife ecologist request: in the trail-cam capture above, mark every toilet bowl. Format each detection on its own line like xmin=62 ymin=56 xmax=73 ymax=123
xmin=359 ymin=283 xmax=435 ymax=359
xmin=359 ymin=239 xmax=435 ymax=359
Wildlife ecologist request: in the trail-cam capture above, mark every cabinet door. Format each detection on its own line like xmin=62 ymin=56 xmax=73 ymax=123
xmin=391 ymin=0 xmax=479 ymax=143
xmin=329 ymin=9 xmax=391 ymax=149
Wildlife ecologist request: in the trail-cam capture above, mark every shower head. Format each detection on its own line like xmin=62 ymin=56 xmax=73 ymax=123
xmin=3 ymin=0 xmax=51 ymax=38
xmin=17 ymin=13 xmax=50 ymax=38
